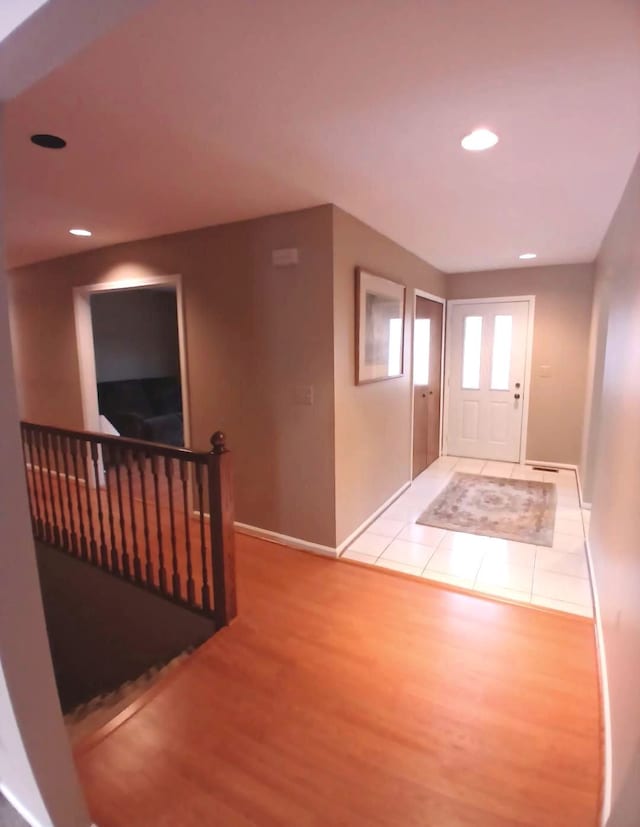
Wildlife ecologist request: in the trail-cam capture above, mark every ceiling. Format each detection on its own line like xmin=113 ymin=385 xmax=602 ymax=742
xmin=4 ymin=0 xmax=640 ymax=272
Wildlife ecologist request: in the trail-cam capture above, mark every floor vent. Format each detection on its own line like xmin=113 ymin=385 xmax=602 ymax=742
xmin=532 ymin=466 xmax=558 ymax=473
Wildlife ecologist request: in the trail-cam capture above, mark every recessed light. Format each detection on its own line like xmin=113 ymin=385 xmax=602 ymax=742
xmin=461 ymin=128 xmax=499 ymax=151
xmin=69 ymin=228 xmax=92 ymax=237
xmin=519 ymin=253 xmax=537 ymax=260
xmin=31 ymin=134 xmax=67 ymax=149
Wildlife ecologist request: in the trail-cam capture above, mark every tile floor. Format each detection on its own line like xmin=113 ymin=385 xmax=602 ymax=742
xmin=341 ymin=456 xmax=593 ymax=618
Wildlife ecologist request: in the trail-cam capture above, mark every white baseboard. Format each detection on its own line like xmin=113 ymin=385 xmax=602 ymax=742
xmin=573 ymin=467 xmax=611 ymax=825
xmin=234 ymin=522 xmax=338 ymax=558
xmin=336 ymin=481 xmax=411 ymax=554
xmin=232 ymin=481 xmax=411 ymax=560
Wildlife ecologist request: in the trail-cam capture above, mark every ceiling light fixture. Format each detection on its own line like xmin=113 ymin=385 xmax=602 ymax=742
xmin=519 ymin=253 xmax=537 ymax=260
xmin=461 ymin=128 xmax=499 ymax=151
xmin=31 ymin=134 xmax=67 ymax=149
xmin=69 ymin=228 xmax=92 ymax=237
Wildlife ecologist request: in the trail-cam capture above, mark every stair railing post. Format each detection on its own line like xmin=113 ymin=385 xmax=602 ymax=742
xmin=207 ymin=431 xmax=237 ymax=627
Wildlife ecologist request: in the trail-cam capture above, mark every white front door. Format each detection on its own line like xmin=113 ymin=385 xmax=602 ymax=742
xmin=446 ymin=300 xmax=531 ymax=462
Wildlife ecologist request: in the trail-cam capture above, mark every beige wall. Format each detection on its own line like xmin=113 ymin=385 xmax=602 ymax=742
xmin=332 ymin=207 xmax=446 ymax=545
xmin=10 ymin=206 xmax=337 ymax=547
xmin=447 ymin=264 xmax=594 ymax=465
xmin=585 ymin=154 xmax=640 ymax=827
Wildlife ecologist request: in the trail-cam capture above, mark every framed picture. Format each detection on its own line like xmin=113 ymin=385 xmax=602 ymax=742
xmin=355 ymin=268 xmax=406 ymax=384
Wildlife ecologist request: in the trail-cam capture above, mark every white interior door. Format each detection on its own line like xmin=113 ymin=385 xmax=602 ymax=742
xmin=446 ymin=300 xmax=531 ymax=462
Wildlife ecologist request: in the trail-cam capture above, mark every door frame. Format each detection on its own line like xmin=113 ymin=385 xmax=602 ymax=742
xmin=442 ymin=295 xmax=535 ymax=464
xmin=73 ymin=273 xmax=192 ymax=448
xmin=409 ymin=289 xmax=447 ymax=479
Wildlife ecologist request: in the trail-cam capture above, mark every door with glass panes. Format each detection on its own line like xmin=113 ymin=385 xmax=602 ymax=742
xmin=446 ymin=300 xmax=530 ymax=462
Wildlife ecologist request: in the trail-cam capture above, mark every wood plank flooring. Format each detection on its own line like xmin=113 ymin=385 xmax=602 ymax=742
xmin=75 ymin=535 xmax=602 ymax=827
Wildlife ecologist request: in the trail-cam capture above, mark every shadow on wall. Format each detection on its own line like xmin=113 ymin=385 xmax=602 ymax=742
xmin=35 ymin=543 xmax=214 ymax=711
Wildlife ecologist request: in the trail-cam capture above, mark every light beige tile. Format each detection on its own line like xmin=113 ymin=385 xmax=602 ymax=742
xmin=481 ymin=539 xmax=537 ymax=567
xmin=398 ymin=524 xmax=446 ymax=547
xmin=533 ymin=569 xmax=593 ymax=607
xmin=380 ymin=539 xmax=435 ymax=568
xmin=425 ymin=547 xmax=485 ymax=579
xmin=348 ymin=532 xmax=391 ymax=556
xmin=481 ymin=462 xmax=514 ymax=478
xmin=553 ymin=518 xmax=585 ymax=538
xmin=556 ymin=506 xmax=584 ymax=523
xmin=552 ymin=533 xmax=586 ymax=554
xmin=421 ymin=569 xmax=474 ymax=590
xmin=476 ymin=560 xmax=534 ymax=593
xmin=375 ymin=558 xmax=423 ymax=576
xmin=341 ymin=550 xmax=378 ymax=564
xmin=367 ymin=518 xmax=405 ymax=539
xmin=453 ymin=459 xmax=485 ymax=473
xmin=531 ymin=595 xmax=593 ymax=618
xmin=438 ymin=531 xmax=492 ymax=553
xmin=536 ymin=548 xmax=589 ymax=578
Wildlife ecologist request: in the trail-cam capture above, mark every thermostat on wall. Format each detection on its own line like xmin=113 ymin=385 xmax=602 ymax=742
xmin=272 ymin=248 xmax=299 ymax=267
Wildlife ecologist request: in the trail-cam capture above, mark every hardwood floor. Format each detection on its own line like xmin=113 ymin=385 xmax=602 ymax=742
xmin=75 ymin=535 xmax=601 ymax=827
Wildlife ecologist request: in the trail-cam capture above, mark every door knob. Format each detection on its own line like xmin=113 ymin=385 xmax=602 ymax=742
xmin=514 ymin=393 xmax=521 ymax=400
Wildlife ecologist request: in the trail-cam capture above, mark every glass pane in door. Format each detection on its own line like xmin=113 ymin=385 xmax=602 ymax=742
xmin=462 ymin=316 xmax=482 ymax=389
xmin=490 ymin=315 xmax=513 ymax=390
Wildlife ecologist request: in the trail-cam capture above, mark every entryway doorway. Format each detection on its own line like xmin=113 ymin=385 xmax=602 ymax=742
xmin=411 ymin=292 xmax=445 ymax=478
xmin=444 ymin=297 xmax=534 ymax=463
xmin=73 ymin=274 xmax=191 ymax=449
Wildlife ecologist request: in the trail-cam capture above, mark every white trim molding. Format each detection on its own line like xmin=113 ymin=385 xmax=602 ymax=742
xmin=336 ymin=481 xmax=411 ymax=554
xmin=233 ymin=481 xmax=411 ymax=559
xmin=234 ymin=522 xmax=338 ymax=558
xmin=409 ymin=289 xmax=446 ymax=479
xmin=72 ymin=274 xmax=192 ymax=449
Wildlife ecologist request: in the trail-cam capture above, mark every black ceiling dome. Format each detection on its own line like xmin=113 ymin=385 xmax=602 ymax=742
xmin=30 ymin=134 xmax=67 ymax=149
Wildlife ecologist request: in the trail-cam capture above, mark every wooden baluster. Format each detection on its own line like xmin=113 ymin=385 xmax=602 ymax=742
xmin=90 ymin=442 xmax=109 ymax=567
xmin=125 ymin=448 xmax=142 ymax=583
xmin=69 ymin=438 xmax=88 ymax=559
xmin=207 ymin=432 xmax=237 ymax=626
xmin=180 ymin=460 xmax=195 ymax=605
xmin=136 ymin=451 xmax=154 ymax=587
xmin=20 ymin=427 xmax=37 ymax=537
xmin=151 ymin=455 xmax=167 ymax=594
xmin=35 ymin=430 xmax=52 ymax=542
xmin=52 ymin=433 xmax=70 ymax=551
xmin=24 ymin=428 xmax=43 ymax=539
xmin=125 ymin=449 xmax=142 ymax=582
xmin=195 ymin=461 xmax=211 ymax=612
xmin=42 ymin=432 xmax=60 ymax=546
xmin=60 ymin=435 xmax=78 ymax=556
xmin=165 ymin=457 xmax=180 ymax=599
xmin=114 ymin=446 xmax=131 ymax=578
xmin=80 ymin=440 xmax=98 ymax=564
xmin=103 ymin=445 xmax=120 ymax=574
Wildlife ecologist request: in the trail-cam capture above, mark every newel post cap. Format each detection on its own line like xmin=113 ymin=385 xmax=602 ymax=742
xmin=210 ymin=431 xmax=227 ymax=454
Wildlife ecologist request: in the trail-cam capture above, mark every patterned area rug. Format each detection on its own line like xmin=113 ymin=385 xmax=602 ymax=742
xmin=417 ymin=472 xmax=557 ymax=546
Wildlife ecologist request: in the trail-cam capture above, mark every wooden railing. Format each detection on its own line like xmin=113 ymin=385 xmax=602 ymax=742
xmin=20 ymin=421 xmax=237 ymax=627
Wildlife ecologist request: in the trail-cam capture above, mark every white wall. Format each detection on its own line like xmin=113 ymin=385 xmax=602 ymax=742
xmin=586 ymin=153 xmax=640 ymax=827
xmin=0 ymin=106 xmax=91 ymax=827
xmin=91 ymin=288 xmax=179 ymax=383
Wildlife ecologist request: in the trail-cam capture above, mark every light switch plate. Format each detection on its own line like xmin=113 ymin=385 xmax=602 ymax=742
xmin=539 ymin=364 xmax=551 ymax=378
